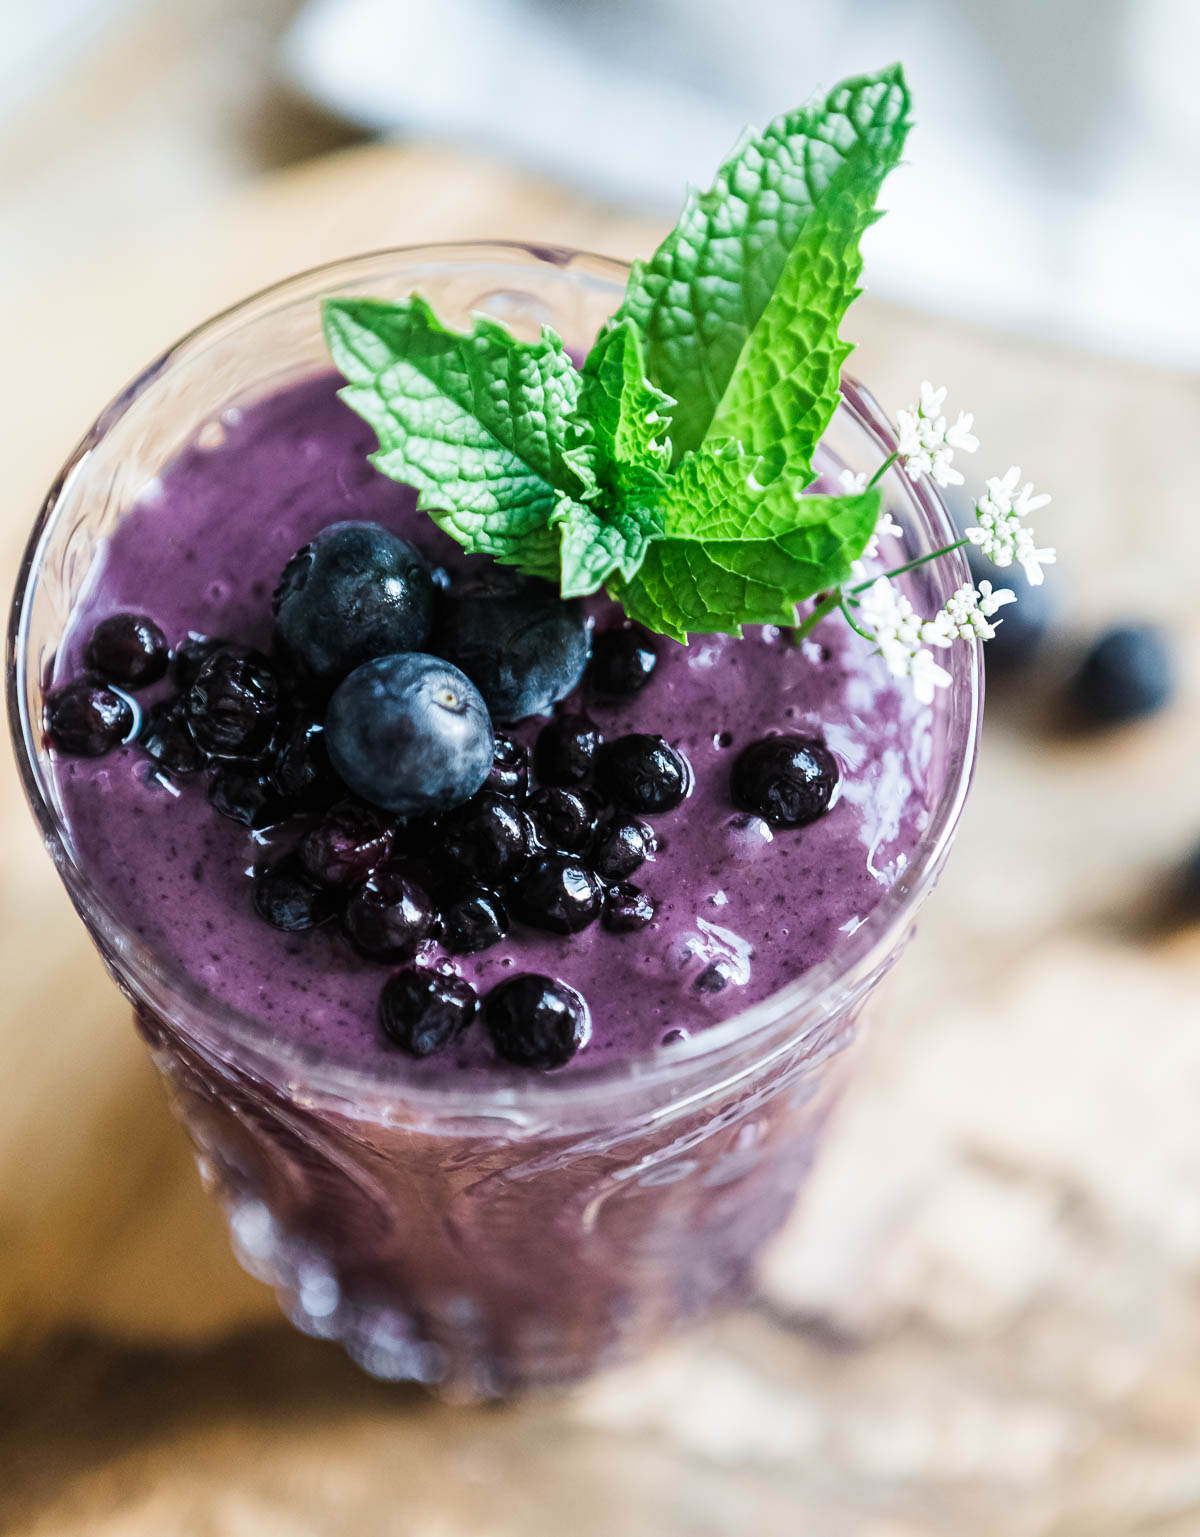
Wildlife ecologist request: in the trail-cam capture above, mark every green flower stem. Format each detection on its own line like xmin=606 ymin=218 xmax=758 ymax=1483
xmin=790 ymin=589 xmax=842 ymax=642
xmin=866 ymin=450 xmax=898 ymax=490
xmin=848 ymin=537 xmax=969 ymax=595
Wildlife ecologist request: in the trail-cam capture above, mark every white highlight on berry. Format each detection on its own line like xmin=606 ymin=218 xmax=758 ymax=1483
xmin=896 ymin=380 xmax=979 ymax=489
xmin=967 ymin=465 xmax=1056 ymax=586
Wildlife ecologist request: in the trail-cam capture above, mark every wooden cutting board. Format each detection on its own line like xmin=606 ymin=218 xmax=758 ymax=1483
xmin=3 ymin=141 xmax=1200 ymax=1537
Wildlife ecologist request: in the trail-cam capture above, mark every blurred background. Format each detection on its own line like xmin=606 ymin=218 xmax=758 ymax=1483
xmin=2 ymin=3 xmax=1199 ymax=1534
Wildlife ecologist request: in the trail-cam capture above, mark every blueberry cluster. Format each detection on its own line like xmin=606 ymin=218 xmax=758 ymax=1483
xmin=43 ymin=523 xmax=690 ymax=1070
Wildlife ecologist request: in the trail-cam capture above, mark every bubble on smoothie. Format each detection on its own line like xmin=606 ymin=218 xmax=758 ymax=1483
xmin=727 ymin=813 xmax=773 ymax=857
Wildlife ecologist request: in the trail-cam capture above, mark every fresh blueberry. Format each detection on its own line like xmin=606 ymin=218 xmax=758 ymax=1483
xmin=441 ymin=792 xmax=536 ymax=884
xmin=44 ymin=678 xmax=133 ymax=757
xmin=512 ymin=853 xmax=603 ymax=934
xmin=731 ymin=736 xmax=838 ymax=827
xmin=437 ymin=883 xmax=509 ymax=953
xmin=273 ymin=521 xmax=434 ymax=693
xmin=534 ymin=714 xmax=602 ymax=786
xmin=140 ymin=698 xmax=206 ymax=775
xmin=433 ymin=570 xmax=591 ymax=722
xmin=587 ymin=624 xmax=658 ymax=698
xmin=253 ymin=855 xmax=338 ymax=931
xmin=592 ymin=816 xmax=656 ymax=880
xmin=300 ymin=800 xmax=395 ymax=888
xmin=85 ymin=614 xmax=168 ymax=689
xmin=602 ymin=882 xmax=656 ymax=932
xmin=378 ymin=968 xmax=478 ymax=1058
xmin=170 ymin=633 xmax=228 ymax=691
xmin=484 ymin=736 xmax=529 ymax=799
xmin=966 ymin=545 xmax=1054 ymax=672
xmin=208 ymin=763 xmax=285 ymax=829
xmin=325 ymin=653 xmax=493 ymax=815
xmin=271 ymin=716 xmax=340 ymax=812
xmin=526 ymin=786 xmax=601 ymax=853
xmin=596 ymin=734 xmax=690 ymax=815
xmin=484 ymin=974 xmax=591 ymax=1069
xmin=344 ymin=865 xmax=437 ymax=960
xmin=185 ymin=648 xmax=280 ymax=759
xmin=1069 ymin=625 xmax=1175 ymax=727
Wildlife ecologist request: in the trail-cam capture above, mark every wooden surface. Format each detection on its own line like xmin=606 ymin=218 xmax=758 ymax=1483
xmin=2 ymin=140 xmax=1200 ymax=1536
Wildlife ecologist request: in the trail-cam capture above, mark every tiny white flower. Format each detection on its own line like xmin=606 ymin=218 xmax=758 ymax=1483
xmin=895 ymin=380 xmax=979 ymax=490
xmin=928 ymin=580 xmax=1018 ymax=643
xmin=909 ymin=646 xmax=954 ymax=704
xmin=968 ymin=465 xmax=1056 ymax=585
xmin=849 ymin=509 xmax=906 ymax=579
xmin=855 ymin=576 xmax=952 ymax=701
xmin=838 ymin=468 xmax=868 ymax=494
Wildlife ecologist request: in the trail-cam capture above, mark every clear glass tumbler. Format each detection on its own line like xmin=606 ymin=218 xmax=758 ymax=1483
xmin=9 ymin=244 xmax=982 ymax=1396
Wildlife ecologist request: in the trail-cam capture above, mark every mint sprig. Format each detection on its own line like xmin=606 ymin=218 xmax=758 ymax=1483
xmin=324 ymin=64 xmax=912 ymax=643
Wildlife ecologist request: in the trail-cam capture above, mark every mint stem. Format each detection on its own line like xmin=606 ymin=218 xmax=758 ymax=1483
xmin=791 ymin=589 xmax=842 ymax=642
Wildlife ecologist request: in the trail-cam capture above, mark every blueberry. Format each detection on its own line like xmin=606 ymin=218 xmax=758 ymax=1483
xmin=433 ymin=570 xmax=591 ymax=722
xmin=512 ymin=854 xmax=603 ymax=934
xmin=438 ymin=883 xmax=509 ymax=953
xmin=596 ymin=734 xmax=690 ymax=815
xmin=1069 ymin=625 xmax=1174 ymax=727
xmin=534 ymin=714 xmax=602 ymax=785
xmin=696 ymin=958 xmax=738 ymax=994
xmin=273 ymin=522 xmax=434 ymax=693
xmin=484 ymin=974 xmax=591 ymax=1069
xmin=44 ymin=678 xmax=133 ymax=757
xmin=378 ymin=968 xmax=478 ymax=1058
xmin=185 ymin=648 xmax=280 ymax=759
xmin=592 ymin=816 xmax=656 ymax=880
xmin=587 ymin=624 xmax=658 ymax=698
xmin=603 ymin=882 xmax=656 ymax=932
xmin=526 ymin=786 xmax=601 ymax=853
xmin=326 ymin=654 xmax=492 ymax=815
xmin=140 ymin=698 xmax=206 ymax=775
xmin=966 ymin=545 xmax=1054 ymax=672
xmin=85 ymin=614 xmax=168 ymax=689
xmin=253 ymin=855 xmax=338 ymax=931
xmin=441 ymin=791 xmax=536 ymax=883
xmin=170 ymin=633 xmax=228 ymax=691
xmin=344 ymin=865 xmax=436 ymax=960
xmin=485 ymin=736 xmax=529 ymax=799
xmin=208 ymin=763 xmax=285 ymax=829
xmin=271 ymin=716 xmax=340 ymax=811
xmin=731 ymin=736 xmax=838 ymax=827
xmin=300 ymin=800 xmax=395 ymax=888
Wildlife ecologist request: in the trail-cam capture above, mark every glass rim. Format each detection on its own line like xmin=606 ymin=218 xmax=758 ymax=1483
xmin=7 ymin=240 xmax=983 ymax=1118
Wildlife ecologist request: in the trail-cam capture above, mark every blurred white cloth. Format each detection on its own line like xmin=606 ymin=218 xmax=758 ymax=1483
xmin=284 ymin=0 xmax=1200 ymax=371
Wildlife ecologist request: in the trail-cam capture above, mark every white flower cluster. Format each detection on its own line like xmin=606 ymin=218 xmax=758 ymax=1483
xmin=896 ymin=381 xmax=979 ymax=488
xmin=855 ymin=575 xmax=1016 ymax=703
xmin=967 ymin=465 xmax=1056 ymax=585
xmin=922 ymin=579 xmax=1016 ymax=645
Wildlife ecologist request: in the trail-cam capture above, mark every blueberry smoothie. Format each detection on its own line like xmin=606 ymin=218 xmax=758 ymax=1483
xmin=50 ymin=373 xmax=930 ymax=1079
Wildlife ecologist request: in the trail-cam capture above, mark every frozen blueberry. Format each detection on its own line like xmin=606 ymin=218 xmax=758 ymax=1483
xmin=596 ymin=734 xmax=690 ymax=815
xmin=587 ymin=624 xmax=658 ymax=698
xmin=44 ymin=678 xmax=133 ymax=757
xmin=208 ymin=763 xmax=285 ymax=829
xmin=526 ymin=786 xmax=601 ymax=854
xmin=534 ymin=714 xmax=602 ymax=786
xmin=603 ymin=882 xmax=656 ymax=933
xmin=140 ymin=698 xmax=206 ymax=775
xmin=512 ymin=854 xmax=603 ymax=934
xmin=1069 ymin=625 xmax=1174 ymax=727
xmin=185 ymin=648 xmax=280 ymax=759
xmin=484 ymin=974 xmax=591 ymax=1069
xmin=438 ymin=883 xmax=509 ymax=953
xmin=273 ymin=521 xmax=434 ymax=693
xmin=592 ymin=816 xmax=656 ymax=880
xmin=441 ymin=791 xmax=536 ymax=884
xmin=300 ymin=800 xmax=395 ymax=888
xmin=378 ymin=968 xmax=478 ymax=1058
xmin=433 ymin=570 xmax=591 ymax=722
xmin=344 ymin=866 xmax=437 ymax=960
xmin=484 ymin=736 xmax=529 ymax=799
xmin=253 ymin=855 xmax=338 ymax=932
xmin=170 ymin=633 xmax=228 ymax=691
xmin=85 ymin=614 xmax=168 ymax=689
xmin=325 ymin=653 xmax=493 ymax=815
xmin=731 ymin=736 xmax=838 ymax=827
xmin=271 ymin=716 xmax=340 ymax=812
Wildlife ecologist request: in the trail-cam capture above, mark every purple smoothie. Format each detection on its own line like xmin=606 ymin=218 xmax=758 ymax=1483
xmin=53 ymin=373 xmax=933 ymax=1077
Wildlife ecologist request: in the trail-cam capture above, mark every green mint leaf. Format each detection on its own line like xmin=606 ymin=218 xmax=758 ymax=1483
xmin=611 ymin=444 xmax=881 ymax=641
xmin=603 ymin=64 xmax=912 ymax=460
xmin=323 ymin=294 xmax=590 ymax=579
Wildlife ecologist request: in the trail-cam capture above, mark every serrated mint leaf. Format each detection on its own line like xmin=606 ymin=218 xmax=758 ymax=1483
xmin=604 ymin=64 xmax=912 ymax=460
xmin=323 ymin=294 xmax=591 ymax=579
xmin=554 ymin=497 xmax=663 ymax=599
